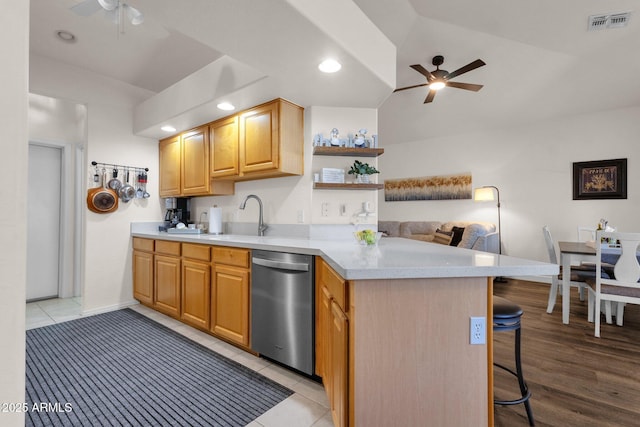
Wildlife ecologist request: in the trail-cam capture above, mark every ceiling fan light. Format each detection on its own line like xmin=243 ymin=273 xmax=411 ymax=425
xmin=126 ymin=5 xmax=144 ymax=25
xmin=97 ymin=0 xmax=118 ymax=11
xmin=430 ymin=81 xmax=446 ymax=91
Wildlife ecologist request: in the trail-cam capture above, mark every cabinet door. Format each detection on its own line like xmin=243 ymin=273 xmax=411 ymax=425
xmin=159 ymin=135 xmax=182 ymax=197
xmin=181 ymin=125 xmax=210 ymax=195
xmin=132 ymin=250 xmax=153 ymax=306
xmin=239 ymin=101 xmax=279 ymax=174
xmin=211 ymin=264 xmax=250 ymax=346
xmin=331 ymin=300 xmax=349 ymax=427
xmin=210 ymin=116 xmax=239 ymax=178
xmin=154 ymin=254 xmax=181 ymax=318
xmin=181 ymin=259 xmax=211 ymax=330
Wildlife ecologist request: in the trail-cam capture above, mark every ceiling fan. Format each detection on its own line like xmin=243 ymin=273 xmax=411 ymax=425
xmin=71 ymin=0 xmax=144 ymax=26
xmin=394 ymin=55 xmax=486 ymax=104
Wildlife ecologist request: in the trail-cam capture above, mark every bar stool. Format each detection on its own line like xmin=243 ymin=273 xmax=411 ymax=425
xmin=493 ymin=296 xmax=534 ymax=426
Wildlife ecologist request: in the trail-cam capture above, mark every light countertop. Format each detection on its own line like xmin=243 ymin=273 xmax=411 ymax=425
xmin=132 ymin=225 xmax=558 ymax=280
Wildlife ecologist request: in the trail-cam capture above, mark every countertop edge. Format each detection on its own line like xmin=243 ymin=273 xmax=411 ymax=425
xmin=131 ymin=231 xmax=559 ymax=280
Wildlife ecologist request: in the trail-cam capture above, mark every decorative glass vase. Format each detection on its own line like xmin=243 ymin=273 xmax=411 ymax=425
xmin=356 ymin=174 xmax=370 ymax=184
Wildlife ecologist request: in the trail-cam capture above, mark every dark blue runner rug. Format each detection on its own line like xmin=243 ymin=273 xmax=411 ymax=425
xmin=26 ymin=308 xmax=293 ymax=426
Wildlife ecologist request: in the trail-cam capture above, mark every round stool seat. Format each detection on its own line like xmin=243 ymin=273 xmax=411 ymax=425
xmin=493 ymin=296 xmax=523 ymax=319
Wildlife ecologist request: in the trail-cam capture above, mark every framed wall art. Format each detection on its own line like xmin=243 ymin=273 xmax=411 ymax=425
xmin=384 ymin=173 xmax=472 ymax=201
xmin=572 ymin=158 xmax=627 ymax=200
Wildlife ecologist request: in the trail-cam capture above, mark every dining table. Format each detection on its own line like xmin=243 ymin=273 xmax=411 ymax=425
xmin=558 ymin=241 xmax=597 ymax=324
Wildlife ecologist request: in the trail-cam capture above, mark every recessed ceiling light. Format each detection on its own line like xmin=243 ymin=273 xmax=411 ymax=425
xmin=318 ymin=59 xmax=342 ymax=73
xmin=161 ymin=125 xmax=176 ymax=132
xmin=56 ymin=30 xmax=76 ymax=43
xmin=217 ymin=102 xmax=235 ymax=111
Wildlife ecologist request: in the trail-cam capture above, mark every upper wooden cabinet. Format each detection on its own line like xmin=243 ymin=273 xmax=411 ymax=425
xmin=158 ymin=135 xmax=181 ymax=197
xmin=181 ymin=125 xmax=210 ymax=196
xmin=159 ymin=126 xmax=234 ymax=197
xmin=159 ymin=98 xmax=302 ymax=196
xmin=238 ymin=98 xmax=304 ymax=180
xmin=210 ymin=115 xmax=239 ymax=178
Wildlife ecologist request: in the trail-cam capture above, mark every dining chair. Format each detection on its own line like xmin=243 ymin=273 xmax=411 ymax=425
xmin=542 ymin=226 xmax=594 ymax=314
xmin=577 ymin=226 xmax=596 ymax=242
xmin=587 ymin=231 xmax=640 ymax=337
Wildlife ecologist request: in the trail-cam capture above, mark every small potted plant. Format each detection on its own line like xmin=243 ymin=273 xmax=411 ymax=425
xmin=348 ymin=160 xmax=380 ymax=183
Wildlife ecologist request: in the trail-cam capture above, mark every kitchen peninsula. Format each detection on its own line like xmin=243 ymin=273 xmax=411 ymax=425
xmin=131 ymin=224 xmax=558 ymax=427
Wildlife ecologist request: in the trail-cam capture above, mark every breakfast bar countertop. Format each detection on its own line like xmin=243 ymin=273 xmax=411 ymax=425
xmin=132 ymin=224 xmax=558 ymax=281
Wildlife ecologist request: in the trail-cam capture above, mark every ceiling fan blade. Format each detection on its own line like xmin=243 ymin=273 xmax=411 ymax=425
xmin=424 ymin=90 xmax=437 ymax=103
xmin=393 ymin=83 xmax=429 ymax=93
xmin=446 ymin=81 xmax=484 ymax=92
xmin=445 ymin=59 xmax=486 ymax=80
xmin=410 ymin=64 xmax=435 ymax=82
xmin=70 ymin=0 xmax=102 ymax=16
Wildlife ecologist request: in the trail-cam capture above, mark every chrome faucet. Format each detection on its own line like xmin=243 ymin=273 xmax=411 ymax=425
xmin=239 ymin=194 xmax=268 ymax=236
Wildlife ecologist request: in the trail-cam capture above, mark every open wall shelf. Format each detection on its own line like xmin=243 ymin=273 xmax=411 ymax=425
xmin=313 ymin=183 xmax=384 ymax=190
xmin=313 ymin=146 xmax=384 ymax=157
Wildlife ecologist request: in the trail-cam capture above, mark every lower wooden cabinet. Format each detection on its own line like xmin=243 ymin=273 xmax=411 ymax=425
xmin=132 ymin=249 xmax=154 ymax=306
xmin=132 ymin=239 xmax=250 ymax=347
xmin=210 ymin=264 xmax=250 ymax=346
xmin=316 ymin=257 xmax=350 ymax=427
xmin=154 ymin=254 xmax=181 ymax=318
xmin=181 ymin=259 xmax=211 ymax=329
xmin=330 ymin=300 xmax=349 ymax=427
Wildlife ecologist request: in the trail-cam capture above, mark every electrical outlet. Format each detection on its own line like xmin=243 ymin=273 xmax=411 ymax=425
xmin=470 ymin=316 xmax=486 ymax=345
xmin=297 ymin=209 xmax=304 ymax=223
xmin=321 ymin=202 xmax=329 ymax=217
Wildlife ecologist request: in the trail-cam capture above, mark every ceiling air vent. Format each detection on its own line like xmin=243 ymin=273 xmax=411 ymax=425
xmin=588 ymin=12 xmax=631 ymax=31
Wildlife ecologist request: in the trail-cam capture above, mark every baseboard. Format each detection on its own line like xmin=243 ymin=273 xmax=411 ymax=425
xmin=81 ymin=300 xmax=139 ymax=317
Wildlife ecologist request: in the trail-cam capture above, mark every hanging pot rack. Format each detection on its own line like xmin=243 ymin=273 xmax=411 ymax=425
xmin=91 ymin=161 xmax=149 ymax=174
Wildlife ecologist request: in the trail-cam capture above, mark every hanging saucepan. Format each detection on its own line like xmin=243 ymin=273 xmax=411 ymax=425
xmin=118 ymin=169 xmax=135 ymax=203
xmin=107 ymin=168 xmax=122 ymax=191
xmin=87 ymin=169 xmax=118 ymax=213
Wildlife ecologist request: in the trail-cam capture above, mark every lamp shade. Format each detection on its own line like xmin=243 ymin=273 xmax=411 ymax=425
xmin=474 ymin=187 xmax=495 ymax=202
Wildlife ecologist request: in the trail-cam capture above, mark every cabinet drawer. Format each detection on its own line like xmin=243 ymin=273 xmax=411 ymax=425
xmin=155 ymin=240 xmax=181 ymax=256
xmin=132 ymin=237 xmax=154 ymax=252
xmin=182 ymin=243 xmax=211 ymax=261
xmin=212 ymin=247 xmax=250 ymax=268
xmin=320 ymin=259 xmax=346 ymax=311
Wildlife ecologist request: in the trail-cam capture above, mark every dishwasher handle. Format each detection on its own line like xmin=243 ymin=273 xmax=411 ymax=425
xmin=252 ymin=257 xmax=310 ymax=272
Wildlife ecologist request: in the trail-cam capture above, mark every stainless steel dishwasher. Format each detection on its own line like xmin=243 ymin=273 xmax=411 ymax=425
xmin=251 ymin=250 xmax=314 ymax=375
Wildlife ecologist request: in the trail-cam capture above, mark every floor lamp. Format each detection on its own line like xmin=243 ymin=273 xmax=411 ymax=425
xmin=474 ymin=185 xmax=507 ymax=282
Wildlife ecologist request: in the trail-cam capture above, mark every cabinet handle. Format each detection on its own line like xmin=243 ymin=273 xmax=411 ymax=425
xmin=252 ymin=257 xmax=310 ymax=272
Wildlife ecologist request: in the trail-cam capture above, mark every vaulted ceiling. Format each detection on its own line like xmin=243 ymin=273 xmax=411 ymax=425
xmin=30 ymin=0 xmax=640 ymax=144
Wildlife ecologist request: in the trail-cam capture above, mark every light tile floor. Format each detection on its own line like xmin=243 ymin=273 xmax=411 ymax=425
xmin=26 ymin=299 xmax=334 ymax=427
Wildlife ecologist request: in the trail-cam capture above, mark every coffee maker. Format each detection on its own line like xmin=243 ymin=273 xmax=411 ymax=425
xmin=163 ymin=197 xmax=191 ymax=229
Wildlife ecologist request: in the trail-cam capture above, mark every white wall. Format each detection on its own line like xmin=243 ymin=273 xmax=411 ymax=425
xmin=30 ymin=55 xmax=163 ymax=315
xmin=378 ymin=106 xmax=639 ymax=264
xmin=190 ymin=106 xmax=379 ymax=231
xmin=0 ymin=2 xmax=28 ymax=425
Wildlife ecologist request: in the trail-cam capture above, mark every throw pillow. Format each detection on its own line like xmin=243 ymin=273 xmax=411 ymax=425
xmin=433 ymin=229 xmax=453 ymax=245
xmin=449 ymin=226 xmax=465 ymax=246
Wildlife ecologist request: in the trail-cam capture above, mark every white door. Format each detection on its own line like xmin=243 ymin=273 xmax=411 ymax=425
xmin=27 ymin=144 xmax=62 ymax=301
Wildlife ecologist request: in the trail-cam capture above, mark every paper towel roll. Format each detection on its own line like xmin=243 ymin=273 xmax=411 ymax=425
xmin=208 ymin=207 xmax=223 ymax=234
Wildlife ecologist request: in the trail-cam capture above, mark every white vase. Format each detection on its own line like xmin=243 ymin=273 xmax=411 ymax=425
xmin=357 ymin=175 xmax=370 ymax=184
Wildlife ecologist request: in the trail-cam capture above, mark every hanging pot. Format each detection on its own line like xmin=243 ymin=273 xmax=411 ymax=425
xmin=87 ymin=170 xmax=118 ymax=213
xmin=107 ymin=168 xmax=122 ymax=191
xmin=118 ymin=169 xmax=135 ymax=203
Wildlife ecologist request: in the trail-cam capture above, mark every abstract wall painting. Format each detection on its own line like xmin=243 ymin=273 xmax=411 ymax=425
xmin=384 ymin=173 xmax=472 ymax=201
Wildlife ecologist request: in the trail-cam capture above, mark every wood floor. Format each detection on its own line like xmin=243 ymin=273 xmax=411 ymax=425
xmin=493 ymin=279 xmax=640 ymax=427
